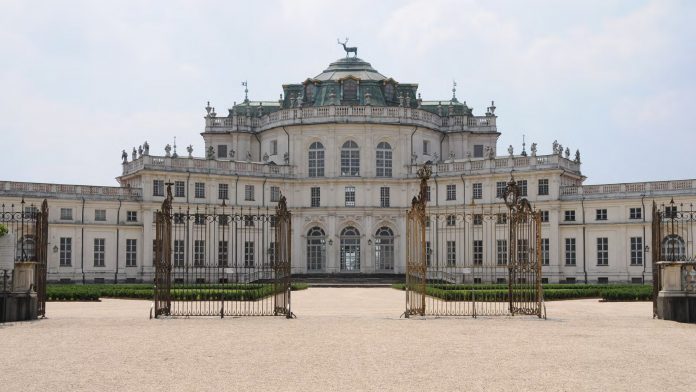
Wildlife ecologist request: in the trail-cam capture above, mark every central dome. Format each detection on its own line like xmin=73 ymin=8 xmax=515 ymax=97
xmin=312 ymin=57 xmax=387 ymax=82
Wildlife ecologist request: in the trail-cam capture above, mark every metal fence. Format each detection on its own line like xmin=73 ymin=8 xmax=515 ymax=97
xmin=405 ymin=168 xmax=544 ymax=318
xmin=0 ymin=199 xmax=49 ymax=320
xmin=153 ymin=184 xmax=293 ymax=318
xmin=652 ymin=200 xmax=696 ymax=317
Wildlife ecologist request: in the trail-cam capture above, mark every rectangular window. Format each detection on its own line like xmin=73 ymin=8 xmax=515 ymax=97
xmin=218 ymin=214 xmax=229 ymax=226
xmin=473 ymin=240 xmax=483 ymax=265
xmin=126 ymin=239 xmax=137 ymax=267
xmin=194 ymin=214 xmax=205 ymax=225
xmin=598 ymin=277 xmax=609 ymax=284
xmin=218 ymin=241 xmax=228 ymax=267
xmin=473 ymin=214 xmax=483 ymax=225
xmin=425 ymin=186 xmax=431 ymax=202
xmin=218 ymin=144 xmax=227 ymax=158
xmin=380 ymin=187 xmax=390 ymax=208
xmin=519 ymin=180 xmax=528 ymax=197
xmin=596 ymin=209 xmax=607 ymax=221
xmin=311 ymin=187 xmax=320 ymax=208
xmin=194 ymin=182 xmax=205 ymax=199
xmin=270 ymin=140 xmax=278 ymax=155
xmin=93 ymin=238 xmax=105 ymax=267
xmin=564 ymin=210 xmax=576 ymax=222
xmin=268 ymin=242 xmax=277 ymax=265
xmin=497 ymin=239 xmax=507 ymax=265
xmin=446 ymin=184 xmax=456 ymax=201
xmin=94 ymin=209 xmax=106 ymax=222
xmin=245 ymin=185 xmax=255 ymax=201
xmin=244 ymin=215 xmax=254 ymax=227
xmin=629 ymin=207 xmax=642 ymax=220
xmin=153 ymin=180 xmax=164 ymax=197
xmin=597 ymin=237 xmax=608 ymax=266
xmin=496 ymin=213 xmax=507 ymax=224
xmin=60 ymin=208 xmax=73 ymax=220
xmin=472 ymin=183 xmax=482 ymax=199
xmin=218 ymin=183 xmax=229 ymax=200
xmin=446 ymin=215 xmax=456 ymax=226
xmin=244 ymin=241 xmax=255 ymax=267
xmin=59 ymin=237 xmax=72 ymax=266
xmin=630 ymin=237 xmax=643 ymax=265
xmin=423 ymin=140 xmax=430 ymax=155
xmin=538 ymin=179 xmax=549 ymax=196
xmin=345 ymin=186 xmax=356 ymax=207
xmin=126 ymin=211 xmax=137 ymax=222
xmin=270 ymin=186 xmax=281 ymax=202
xmin=496 ymin=181 xmax=506 ymax=198
xmin=565 ymin=238 xmax=576 ymax=265
xmin=174 ymin=240 xmax=185 ymax=267
xmin=194 ymin=240 xmax=205 ymax=266
xmin=517 ymin=239 xmax=529 ymax=262
xmin=540 ymin=210 xmax=549 ymax=223
xmin=541 ymin=238 xmax=550 ymax=265
xmin=446 ymin=241 xmax=456 ymax=267
xmin=632 ymin=277 xmax=643 ymax=284
xmin=426 ymin=241 xmax=432 ymax=266
xmin=473 ymin=144 xmax=484 ymax=158
xmin=566 ymin=277 xmax=576 ymax=284
xmin=665 ymin=205 xmax=677 ymax=219
xmin=175 ymin=181 xmax=185 ymax=198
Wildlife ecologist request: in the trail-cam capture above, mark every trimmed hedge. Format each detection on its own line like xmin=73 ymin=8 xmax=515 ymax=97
xmin=47 ymin=282 xmax=308 ymax=302
xmin=392 ymin=283 xmax=652 ymax=302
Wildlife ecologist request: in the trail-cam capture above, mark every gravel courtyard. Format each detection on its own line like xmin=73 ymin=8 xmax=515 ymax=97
xmin=1 ymin=288 xmax=694 ymax=391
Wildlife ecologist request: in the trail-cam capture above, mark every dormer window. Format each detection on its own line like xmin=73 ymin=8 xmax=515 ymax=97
xmin=384 ymin=83 xmax=395 ymax=101
xmin=342 ymin=79 xmax=358 ymax=101
xmin=305 ymin=83 xmax=315 ymax=102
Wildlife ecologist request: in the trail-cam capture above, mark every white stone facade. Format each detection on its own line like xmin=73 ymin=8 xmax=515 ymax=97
xmin=2 ymin=56 xmax=694 ymax=284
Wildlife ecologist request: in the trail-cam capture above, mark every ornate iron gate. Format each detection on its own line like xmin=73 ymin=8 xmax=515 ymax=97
xmin=0 ymin=199 xmax=49 ymax=318
xmin=404 ymin=168 xmax=544 ymax=318
xmin=153 ymin=184 xmax=293 ymax=318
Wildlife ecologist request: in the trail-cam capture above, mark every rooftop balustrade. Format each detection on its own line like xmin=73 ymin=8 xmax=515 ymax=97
xmin=205 ymin=105 xmax=497 ymax=133
xmin=560 ymin=179 xmax=696 ymax=199
xmin=408 ymin=154 xmax=581 ymax=177
xmin=0 ymin=181 xmax=142 ymax=200
xmin=121 ymin=155 xmax=294 ymax=178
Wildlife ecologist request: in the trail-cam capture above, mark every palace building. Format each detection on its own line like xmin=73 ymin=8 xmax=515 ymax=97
xmin=2 ymin=53 xmax=694 ymax=284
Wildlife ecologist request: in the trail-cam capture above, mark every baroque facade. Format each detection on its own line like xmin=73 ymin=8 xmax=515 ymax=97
xmin=2 ymin=55 xmax=694 ymax=284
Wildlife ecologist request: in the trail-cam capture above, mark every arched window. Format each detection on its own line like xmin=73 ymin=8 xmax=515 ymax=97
xmin=308 ymin=142 xmax=324 ymax=177
xmin=306 ymin=227 xmax=326 ymax=271
xmin=340 ymin=226 xmax=361 ymax=271
xmin=662 ymin=234 xmax=686 ymax=261
xmin=374 ymin=227 xmax=394 ymax=270
xmin=384 ymin=83 xmax=395 ymax=102
xmin=376 ymin=142 xmax=392 ymax=177
xmin=340 ymin=141 xmax=360 ymax=176
xmin=305 ymin=83 xmax=315 ymax=103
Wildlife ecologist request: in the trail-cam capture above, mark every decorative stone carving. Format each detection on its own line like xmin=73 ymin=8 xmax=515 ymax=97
xmin=206 ymin=146 xmax=214 ymax=160
xmin=530 ymin=143 xmax=537 ymax=157
xmin=230 ymin=149 xmax=235 ymax=159
xmin=364 ymin=90 xmax=372 ymax=106
xmin=187 ymin=145 xmax=193 ymax=158
xmin=564 ymin=147 xmax=570 ymax=159
xmin=448 ymin=151 xmax=455 ymax=161
xmin=138 ymin=145 xmax=143 ymax=157
xmin=132 ymin=147 xmax=137 ymax=161
xmin=574 ymin=149 xmax=581 ymax=164
xmin=263 ymin=152 xmax=269 ymax=162
xmin=552 ymin=140 xmax=558 ymax=154
xmin=283 ymin=152 xmax=289 ymax=164
xmin=143 ymin=141 xmax=149 ymax=156
xmin=508 ymin=145 xmax=514 ymax=157
xmin=246 ymin=151 xmax=252 ymax=162
xmin=121 ymin=149 xmax=128 ymax=163
xmin=557 ymin=144 xmax=563 ymax=157
xmin=165 ymin=144 xmax=172 ymax=157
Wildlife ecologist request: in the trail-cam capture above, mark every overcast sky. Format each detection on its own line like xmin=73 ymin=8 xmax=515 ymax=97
xmin=1 ymin=0 xmax=694 ymax=186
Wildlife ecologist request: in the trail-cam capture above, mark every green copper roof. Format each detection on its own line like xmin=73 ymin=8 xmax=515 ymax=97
xmin=312 ymin=57 xmax=387 ymax=82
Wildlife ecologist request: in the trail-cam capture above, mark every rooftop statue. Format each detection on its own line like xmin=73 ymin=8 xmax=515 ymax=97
xmin=337 ymin=38 xmax=357 ymax=58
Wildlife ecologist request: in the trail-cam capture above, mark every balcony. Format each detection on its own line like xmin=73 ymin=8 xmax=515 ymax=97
xmin=204 ymin=105 xmax=497 ymax=133
xmin=121 ymin=155 xmax=294 ymax=178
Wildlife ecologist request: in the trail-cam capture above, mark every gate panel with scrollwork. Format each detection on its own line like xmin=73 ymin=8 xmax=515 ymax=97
xmin=405 ymin=167 xmax=544 ymax=318
xmin=153 ymin=183 xmax=293 ymax=318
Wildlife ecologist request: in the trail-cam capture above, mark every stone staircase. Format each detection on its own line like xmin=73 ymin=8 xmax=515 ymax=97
xmin=292 ymin=273 xmax=405 ymax=287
